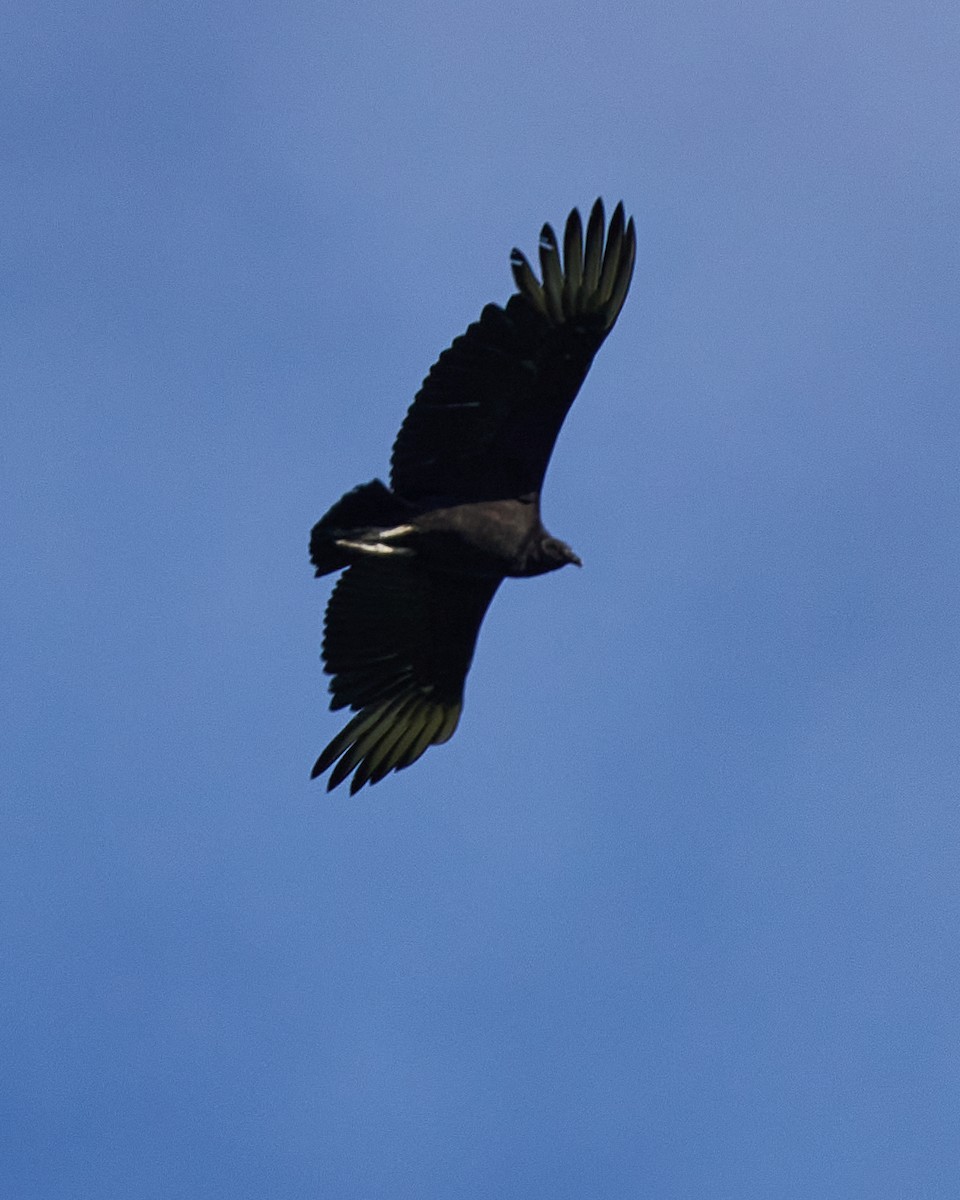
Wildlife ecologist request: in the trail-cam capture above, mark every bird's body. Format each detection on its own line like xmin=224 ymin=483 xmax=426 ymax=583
xmin=314 ymin=490 xmax=575 ymax=580
xmin=310 ymin=200 xmax=636 ymax=792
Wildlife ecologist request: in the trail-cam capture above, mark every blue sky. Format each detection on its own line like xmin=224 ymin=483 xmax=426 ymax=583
xmin=4 ymin=2 xmax=960 ymax=1196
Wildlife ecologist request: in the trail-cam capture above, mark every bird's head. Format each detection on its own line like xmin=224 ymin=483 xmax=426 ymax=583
xmin=540 ymin=536 xmax=582 ymax=572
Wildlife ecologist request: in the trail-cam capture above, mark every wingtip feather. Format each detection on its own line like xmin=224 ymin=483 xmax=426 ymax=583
xmin=313 ymin=692 xmax=461 ymax=794
xmin=538 ymin=223 xmax=565 ymax=323
xmin=596 ymin=202 xmax=626 ymax=305
xmin=562 ymin=208 xmax=584 ymax=311
xmin=510 ymin=198 xmax=634 ymax=332
xmin=582 ymin=198 xmax=605 ymax=292
xmin=510 ymin=248 xmax=549 ymax=316
xmin=602 ymin=216 xmax=637 ymax=325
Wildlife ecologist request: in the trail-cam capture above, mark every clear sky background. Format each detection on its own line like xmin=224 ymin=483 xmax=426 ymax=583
xmin=4 ymin=3 xmax=959 ymax=1197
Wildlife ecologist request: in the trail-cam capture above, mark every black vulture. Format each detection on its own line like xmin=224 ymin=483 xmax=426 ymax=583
xmin=310 ymin=199 xmax=636 ymax=793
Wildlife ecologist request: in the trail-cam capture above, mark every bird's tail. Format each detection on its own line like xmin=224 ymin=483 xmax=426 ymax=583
xmin=310 ymin=480 xmax=411 ymax=576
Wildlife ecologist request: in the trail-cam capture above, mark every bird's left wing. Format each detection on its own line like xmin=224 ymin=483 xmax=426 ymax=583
xmin=313 ymin=560 xmax=501 ymax=793
xmin=390 ymin=199 xmax=636 ymax=504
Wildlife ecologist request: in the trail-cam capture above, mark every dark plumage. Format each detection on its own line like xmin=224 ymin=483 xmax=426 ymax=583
xmin=310 ymin=199 xmax=636 ymax=792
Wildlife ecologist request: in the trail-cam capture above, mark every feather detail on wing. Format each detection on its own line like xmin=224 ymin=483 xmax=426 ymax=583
xmin=390 ymin=199 xmax=636 ymax=504
xmin=312 ymin=561 xmax=500 ymax=793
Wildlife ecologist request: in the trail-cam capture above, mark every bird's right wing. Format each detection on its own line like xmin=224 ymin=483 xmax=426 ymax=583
xmin=313 ymin=560 xmax=501 ymax=793
xmin=390 ymin=199 xmax=636 ymax=504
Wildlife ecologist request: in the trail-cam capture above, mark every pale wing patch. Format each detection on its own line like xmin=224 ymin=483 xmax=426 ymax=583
xmin=334 ymin=523 xmax=417 ymax=558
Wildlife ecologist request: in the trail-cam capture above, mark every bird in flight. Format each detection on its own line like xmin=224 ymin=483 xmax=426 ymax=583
xmin=310 ymin=199 xmax=636 ymax=793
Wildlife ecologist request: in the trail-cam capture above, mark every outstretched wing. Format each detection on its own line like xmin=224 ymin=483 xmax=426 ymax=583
xmin=390 ymin=199 xmax=636 ymax=504
xmin=312 ymin=560 xmax=501 ymax=793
